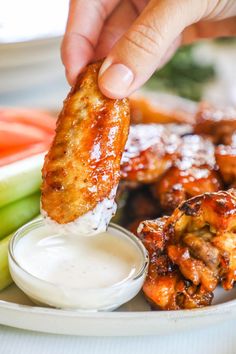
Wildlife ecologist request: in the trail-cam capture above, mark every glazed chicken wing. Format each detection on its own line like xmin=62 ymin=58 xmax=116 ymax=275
xmin=138 ymin=189 xmax=236 ymax=310
xmin=121 ymin=124 xmax=181 ymax=184
xmin=153 ymin=135 xmax=222 ymax=213
xmin=194 ymin=103 xmax=236 ymax=144
xmin=166 ymin=189 xmax=236 ymax=291
xmin=137 ymin=218 xmax=213 ymax=310
xmin=41 ymin=61 xmax=130 ymax=235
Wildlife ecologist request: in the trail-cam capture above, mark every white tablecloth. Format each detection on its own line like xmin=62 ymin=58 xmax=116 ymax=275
xmin=0 ymin=320 xmax=235 ymax=354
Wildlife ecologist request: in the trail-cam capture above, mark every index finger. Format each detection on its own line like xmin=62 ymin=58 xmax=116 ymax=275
xmin=61 ymin=0 xmax=120 ymax=85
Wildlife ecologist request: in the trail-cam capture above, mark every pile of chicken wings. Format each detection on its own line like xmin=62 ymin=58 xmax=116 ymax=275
xmin=120 ymin=96 xmax=236 ymax=310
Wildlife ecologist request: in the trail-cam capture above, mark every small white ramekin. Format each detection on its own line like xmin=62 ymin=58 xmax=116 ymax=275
xmin=8 ymin=219 xmax=149 ymax=311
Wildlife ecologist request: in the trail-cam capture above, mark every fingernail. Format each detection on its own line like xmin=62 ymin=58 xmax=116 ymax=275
xmin=99 ymin=63 xmax=134 ymax=97
xmin=65 ymin=68 xmax=76 ymax=87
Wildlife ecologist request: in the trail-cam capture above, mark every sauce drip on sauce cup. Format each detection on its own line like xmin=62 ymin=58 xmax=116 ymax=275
xmin=8 ymin=219 xmax=148 ymax=311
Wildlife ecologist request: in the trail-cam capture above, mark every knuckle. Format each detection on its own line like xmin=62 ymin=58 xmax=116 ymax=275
xmin=124 ymin=23 xmax=164 ymax=56
xmin=203 ymin=0 xmax=233 ymax=20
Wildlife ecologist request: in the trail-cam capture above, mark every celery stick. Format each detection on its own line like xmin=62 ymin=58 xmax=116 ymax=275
xmin=0 ymin=215 xmax=41 ymax=291
xmin=0 ymin=192 xmax=40 ymax=240
xmin=0 ymin=153 xmax=44 ymax=208
xmin=0 ymin=234 xmax=12 ymax=291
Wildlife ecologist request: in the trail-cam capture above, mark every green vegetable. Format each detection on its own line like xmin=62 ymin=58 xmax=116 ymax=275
xmin=0 ymin=234 xmax=12 ymax=291
xmin=111 ymin=191 xmax=129 ymax=225
xmin=215 ymin=37 xmax=236 ymax=44
xmin=0 ymin=153 xmax=44 ymax=208
xmin=146 ymin=44 xmax=215 ymax=101
xmin=111 ymin=206 xmax=124 ymax=225
xmin=0 ymin=192 xmax=40 ymax=240
xmin=0 ymin=215 xmax=41 ymax=291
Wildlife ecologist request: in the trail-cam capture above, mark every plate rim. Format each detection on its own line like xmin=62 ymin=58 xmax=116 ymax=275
xmin=0 ymin=294 xmax=236 ymax=320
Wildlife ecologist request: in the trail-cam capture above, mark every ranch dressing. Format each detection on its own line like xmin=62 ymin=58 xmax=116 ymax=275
xmin=14 ymin=229 xmax=141 ymax=289
xmin=9 ymin=221 xmax=148 ymax=310
xmin=42 ymin=186 xmax=118 ymax=237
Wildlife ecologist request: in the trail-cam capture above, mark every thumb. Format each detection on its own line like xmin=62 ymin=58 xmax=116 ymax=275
xmin=98 ymin=0 xmax=207 ymax=99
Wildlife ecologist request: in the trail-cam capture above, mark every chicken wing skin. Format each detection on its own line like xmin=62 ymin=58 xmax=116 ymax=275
xmin=153 ymin=135 xmax=222 ymax=213
xmin=137 ymin=218 xmax=213 ymax=310
xmin=41 ymin=61 xmax=130 ymax=227
xmin=194 ymin=103 xmax=236 ymax=144
xmin=166 ymin=189 xmax=236 ymax=291
xmin=121 ymin=124 xmax=181 ymax=184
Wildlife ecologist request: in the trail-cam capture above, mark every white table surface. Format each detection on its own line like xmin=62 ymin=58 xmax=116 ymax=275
xmin=0 ymin=319 xmax=235 ymax=354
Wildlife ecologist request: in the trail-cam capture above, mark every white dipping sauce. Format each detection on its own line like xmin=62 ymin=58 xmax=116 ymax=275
xmin=15 ymin=230 xmax=140 ymax=289
xmin=41 ymin=186 xmax=118 ymax=237
xmin=10 ymin=222 xmax=147 ymax=310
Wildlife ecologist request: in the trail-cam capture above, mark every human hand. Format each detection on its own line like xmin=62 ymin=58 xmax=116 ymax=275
xmin=62 ymin=0 xmax=236 ymax=98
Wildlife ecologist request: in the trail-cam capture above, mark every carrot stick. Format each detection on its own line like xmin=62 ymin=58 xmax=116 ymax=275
xmin=0 ymin=142 xmax=50 ymax=167
xmin=0 ymin=121 xmax=52 ymax=148
xmin=0 ymin=108 xmax=56 ymax=133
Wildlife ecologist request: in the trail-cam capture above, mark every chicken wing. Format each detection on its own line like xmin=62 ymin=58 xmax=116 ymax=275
xmin=152 ymin=135 xmax=222 ymax=213
xmin=166 ymin=189 xmax=236 ymax=291
xmin=41 ymin=61 xmax=130 ymax=235
xmin=137 ymin=217 xmax=213 ymax=310
xmin=121 ymin=124 xmax=181 ymax=184
xmin=194 ymin=102 xmax=236 ymax=144
xmin=138 ymin=189 xmax=236 ymax=310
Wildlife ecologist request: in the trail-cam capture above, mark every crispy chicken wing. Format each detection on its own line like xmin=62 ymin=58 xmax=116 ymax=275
xmin=138 ymin=189 xmax=236 ymax=310
xmin=194 ymin=103 xmax=236 ymax=144
xmin=137 ymin=218 xmax=213 ymax=310
xmin=153 ymin=135 xmax=222 ymax=213
xmin=166 ymin=189 xmax=236 ymax=291
xmin=121 ymin=124 xmax=181 ymax=184
xmin=41 ymin=61 xmax=130 ymax=235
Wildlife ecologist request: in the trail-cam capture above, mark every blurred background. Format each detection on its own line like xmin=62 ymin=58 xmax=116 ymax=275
xmin=0 ymin=0 xmax=69 ymax=109
xmin=0 ymin=0 xmax=236 ymax=110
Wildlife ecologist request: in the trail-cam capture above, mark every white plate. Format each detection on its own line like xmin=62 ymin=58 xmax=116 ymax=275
xmin=0 ymin=284 xmax=236 ymax=336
